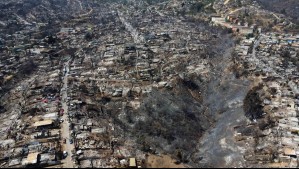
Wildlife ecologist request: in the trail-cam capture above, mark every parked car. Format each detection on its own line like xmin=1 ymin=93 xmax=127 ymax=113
xmin=63 ymin=151 xmax=68 ymax=158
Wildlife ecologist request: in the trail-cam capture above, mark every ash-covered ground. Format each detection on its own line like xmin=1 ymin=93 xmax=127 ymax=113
xmin=0 ymin=0 xmax=262 ymax=168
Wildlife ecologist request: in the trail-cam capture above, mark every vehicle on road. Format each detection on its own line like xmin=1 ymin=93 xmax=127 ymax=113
xmin=63 ymin=151 xmax=68 ymax=158
xmin=63 ymin=138 xmax=66 ymax=144
xmin=69 ymin=139 xmax=73 ymax=144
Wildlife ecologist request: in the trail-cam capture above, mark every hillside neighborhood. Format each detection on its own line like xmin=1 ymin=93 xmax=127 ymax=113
xmin=0 ymin=0 xmax=298 ymax=168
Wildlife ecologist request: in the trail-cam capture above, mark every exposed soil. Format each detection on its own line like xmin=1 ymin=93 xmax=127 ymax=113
xmin=145 ymin=154 xmax=186 ymax=168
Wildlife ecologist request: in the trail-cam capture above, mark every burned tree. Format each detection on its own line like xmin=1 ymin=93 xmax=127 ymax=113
xmin=18 ymin=59 xmax=38 ymax=76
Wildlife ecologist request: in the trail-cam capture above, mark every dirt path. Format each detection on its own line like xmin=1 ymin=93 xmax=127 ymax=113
xmin=118 ymin=10 xmax=145 ymax=44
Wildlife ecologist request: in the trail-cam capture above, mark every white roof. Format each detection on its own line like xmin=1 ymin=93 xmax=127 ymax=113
xmin=43 ymin=113 xmax=58 ymax=120
xmin=33 ymin=120 xmax=53 ymax=127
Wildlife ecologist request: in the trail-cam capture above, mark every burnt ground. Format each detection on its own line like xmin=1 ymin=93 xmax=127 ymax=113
xmin=0 ymin=0 xmax=259 ymax=167
xmin=193 ymin=44 xmax=251 ymax=167
xmin=106 ymin=32 xmax=252 ymax=167
xmin=256 ymin=0 xmax=299 ymax=24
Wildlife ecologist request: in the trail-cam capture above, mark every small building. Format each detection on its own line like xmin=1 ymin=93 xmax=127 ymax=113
xmin=284 ymin=147 xmax=296 ymax=157
xmin=43 ymin=113 xmax=58 ymax=120
xmin=91 ymin=127 xmax=106 ymax=134
xmin=211 ymin=17 xmax=225 ymax=23
xmin=129 ymin=158 xmax=137 ymax=168
xmin=23 ymin=152 xmax=40 ymax=165
xmin=40 ymin=153 xmax=56 ymax=164
xmin=60 ymin=28 xmax=74 ymax=33
xmin=8 ymin=158 xmax=21 ymax=167
xmin=226 ymin=15 xmax=237 ymax=22
xmin=239 ymin=28 xmax=254 ymax=35
xmin=33 ymin=120 xmax=54 ymax=127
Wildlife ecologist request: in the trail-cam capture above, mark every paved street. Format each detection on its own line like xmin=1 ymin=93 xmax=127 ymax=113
xmin=61 ymin=62 xmax=74 ymax=168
